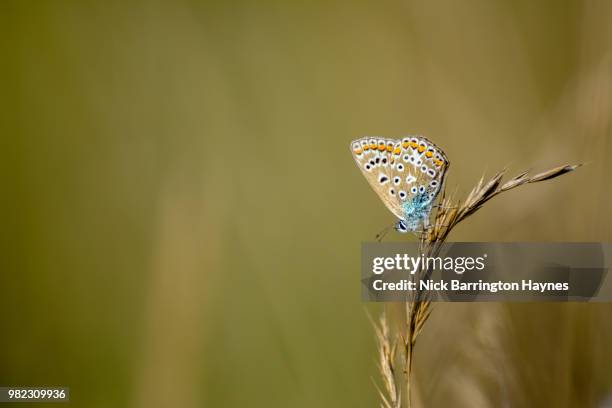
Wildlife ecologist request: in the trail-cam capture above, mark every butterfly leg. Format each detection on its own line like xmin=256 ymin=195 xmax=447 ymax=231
xmin=415 ymin=230 xmax=428 ymax=239
xmin=433 ymin=204 xmax=458 ymax=210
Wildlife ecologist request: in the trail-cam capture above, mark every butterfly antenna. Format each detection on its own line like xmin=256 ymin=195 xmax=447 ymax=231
xmin=375 ymin=223 xmax=394 ymax=242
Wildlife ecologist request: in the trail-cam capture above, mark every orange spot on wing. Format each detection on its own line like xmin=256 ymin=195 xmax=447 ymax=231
xmin=354 ymin=148 xmax=363 ymax=154
xmin=386 ymin=145 xmax=393 ymax=152
xmin=378 ymin=144 xmax=386 ymax=151
xmin=393 ymin=147 xmax=401 ymax=155
xmin=410 ymin=142 xmax=418 ymax=148
xmin=418 ymin=145 xmax=426 ymax=153
xmin=402 ymin=142 xmax=410 ymax=148
xmin=425 ymin=151 xmax=433 ymax=158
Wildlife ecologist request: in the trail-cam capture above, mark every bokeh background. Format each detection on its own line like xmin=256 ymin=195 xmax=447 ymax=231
xmin=1 ymin=1 xmax=611 ymax=407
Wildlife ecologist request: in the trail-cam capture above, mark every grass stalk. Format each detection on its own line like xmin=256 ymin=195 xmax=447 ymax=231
xmin=373 ymin=164 xmax=581 ymax=407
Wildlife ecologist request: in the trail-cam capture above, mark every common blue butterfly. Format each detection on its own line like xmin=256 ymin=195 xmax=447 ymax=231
xmin=350 ymin=136 xmax=449 ymax=234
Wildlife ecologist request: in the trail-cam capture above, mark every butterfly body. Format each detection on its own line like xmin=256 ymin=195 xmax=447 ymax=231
xmin=400 ymin=192 xmax=433 ymax=232
xmin=350 ymin=136 xmax=449 ymax=234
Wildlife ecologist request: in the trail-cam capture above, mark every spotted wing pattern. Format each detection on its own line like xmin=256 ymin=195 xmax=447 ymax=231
xmin=350 ymin=136 xmax=449 ymax=222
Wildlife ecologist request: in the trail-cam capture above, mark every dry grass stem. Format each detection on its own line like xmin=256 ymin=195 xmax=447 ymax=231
xmin=369 ymin=310 xmax=401 ymax=408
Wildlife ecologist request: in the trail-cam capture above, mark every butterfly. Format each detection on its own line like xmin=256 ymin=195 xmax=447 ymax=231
xmin=350 ymin=136 xmax=450 ymax=234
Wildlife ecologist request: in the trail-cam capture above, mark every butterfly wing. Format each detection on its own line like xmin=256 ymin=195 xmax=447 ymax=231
xmin=350 ymin=136 xmax=450 ymax=220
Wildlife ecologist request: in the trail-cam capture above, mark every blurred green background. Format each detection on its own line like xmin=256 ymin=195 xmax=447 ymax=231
xmin=1 ymin=1 xmax=611 ymax=407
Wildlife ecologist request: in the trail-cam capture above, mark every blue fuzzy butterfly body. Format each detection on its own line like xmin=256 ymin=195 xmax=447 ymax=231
xmin=398 ymin=192 xmax=433 ymax=233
